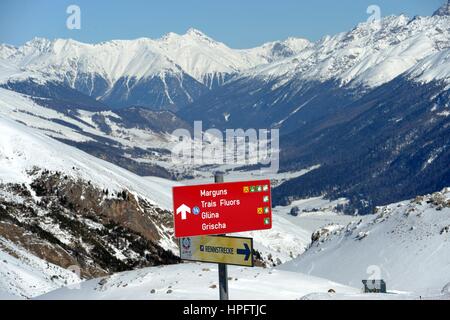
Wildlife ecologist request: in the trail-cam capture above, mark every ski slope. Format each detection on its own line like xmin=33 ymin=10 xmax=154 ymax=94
xmin=279 ymin=189 xmax=450 ymax=295
xmin=0 ymin=237 xmax=81 ymax=299
xmin=37 ymin=262 xmax=358 ymax=300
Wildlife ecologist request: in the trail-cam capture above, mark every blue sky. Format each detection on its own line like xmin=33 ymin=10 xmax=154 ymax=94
xmin=0 ymin=0 xmax=444 ymax=48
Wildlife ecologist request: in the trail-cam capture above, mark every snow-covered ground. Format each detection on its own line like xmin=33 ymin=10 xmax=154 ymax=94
xmin=302 ymin=291 xmax=450 ymax=300
xmin=272 ymin=197 xmax=356 ymax=232
xmin=37 ymin=263 xmax=358 ymax=300
xmin=154 ymin=165 xmax=320 ymax=187
xmin=2 ymin=120 xmax=447 ymax=300
xmin=0 ymin=111 xmax=175 ymax=210
xmin=0 ymin=237 xmax=81 ymax=299
xmin=0 ymin=98 xmax=354 ymax=299
xmin=279 ymin=189 xmax=450 ymax=296
xmin=0 ymin=290 xmax=24 ymax=300
xmin=240 ymin=196 xmax=357 ymax=263
xmin=1 ymin=108 xmax=448 ymax=300
xmin=0 ymin=87 xmax=175 ymax=154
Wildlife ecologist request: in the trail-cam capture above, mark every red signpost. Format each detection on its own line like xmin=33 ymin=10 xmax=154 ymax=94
xmin=172 ymin=179 xmax=272 ymax=238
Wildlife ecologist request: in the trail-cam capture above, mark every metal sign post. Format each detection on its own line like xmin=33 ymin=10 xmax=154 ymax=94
xmin=172 ymin=178 xmax=272 ymax=237
xmin=172 ymin=172 xmax=273 ymax=300
xmin=215 ymin=172 xmax=229 ymax=301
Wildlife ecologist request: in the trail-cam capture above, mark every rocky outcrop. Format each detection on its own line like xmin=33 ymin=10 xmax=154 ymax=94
xmin=0 ymin=170 xmax=179 ymax=279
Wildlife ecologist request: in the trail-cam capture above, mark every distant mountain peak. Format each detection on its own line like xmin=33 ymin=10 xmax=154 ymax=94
xmin=184 ymin=28 xmax=216 ymax=43
xmin=160 ymin=28 xmax=214 ymax=43
xmin=186 ymin=28 xmax=208 ymax=37
xmin=433 ymin=0 xmax=450 ymax=16
xmin=26 ymin=37 xmax=50 ymax=46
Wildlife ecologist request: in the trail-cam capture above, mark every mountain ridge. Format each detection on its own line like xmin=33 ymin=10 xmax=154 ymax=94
xmin=0 ymin=29 xmax=310 ymax=109
xmin=433 ymin=0 xmax=450 ymax=17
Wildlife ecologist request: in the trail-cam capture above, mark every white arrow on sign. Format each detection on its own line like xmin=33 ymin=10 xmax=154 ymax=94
xmin=176 ymin=204 xmax=191 ymax=220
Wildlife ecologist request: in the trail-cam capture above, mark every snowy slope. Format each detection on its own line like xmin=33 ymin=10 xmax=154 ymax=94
xmin=434 ymin=0 xmax=450 ymax=17
xmin=0 ymin=37 xmax=182 ymax=86
xmin=408 ymin=48 xmax=450 ymax=85
xmin=0 ymin=236 xmax=81 ymax=299
xmin=157 ymin=29 xmax=263 ymax=87
xmin=37 ymin=263 xmax=358 ymax=300
xmin=279 ymin=188 xmax=450 ymax=294
xmin=240 ymin=13 xmax=450 ymax=88
xmin=241 ymin=37 xmax=311 ymax=64
xmin=1 ymin=10 xmax=447 ymax=113
xmin=0 ymin=92 xmax=324 ymax=267
xmin=301 ymin=291 xmax=450 ymax=300
xmin=0 ymin=87 xmax=176 ymax=151
xmin=0 ymin=59 xmax=24 ymax=83
xmin=0 ymin=29 xmax=309 ymax=89
xmin=0 ymin=290 xmax=23 ymax=300
xmin=0 ymin=7 xmax=448 ymax=108
xmin=0 ymin=111 xmax=175 ymax=210
xmin=0 ymin=109 xmax=182 ymax=271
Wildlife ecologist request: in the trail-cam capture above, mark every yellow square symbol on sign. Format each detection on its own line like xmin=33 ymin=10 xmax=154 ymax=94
xmin=243 ymin=186 xmax=249 ymax=193
xmin=257 ymin=207 xmax=263 ymax=215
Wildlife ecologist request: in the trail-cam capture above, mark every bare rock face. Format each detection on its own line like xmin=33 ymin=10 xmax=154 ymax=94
xmin=0 ymin=170 xmax=179 ymax=279
xmin=311 ymin=224 xmax=344 ymax=243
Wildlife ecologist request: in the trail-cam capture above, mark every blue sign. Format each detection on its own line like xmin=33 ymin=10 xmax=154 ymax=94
xmin=193 ymin=206 xmax=201 ymax=215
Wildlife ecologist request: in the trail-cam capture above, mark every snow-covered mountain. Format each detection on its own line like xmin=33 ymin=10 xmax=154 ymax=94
xmin=1 ymin=2 xmax=449 ymax=302
xmin=184 ymin=8 xmax=450 ymax=128
xmin=181 ymin=6 xmax=450 ymax=213
xmin=0 ymin=109 xmax=185 ymax=293
xmin=0 ymin=29 xmax=310 ymax=87
xmin=1 ymin=5 xmax=448 ymax=112
xmin=1 ymin=4 xmax=448 ymax=213
xmin=434 ymin=0 xmax=450 ymax=17
xmin=238 ymin=12 xmax=449 ymax=89
xmin=0 ymin=236 xmax=81 ymax=298
xmin=0 ymin=97 xmax=321 ymax=298
xmin=156 ymin=29 xmax=310 ymax=88
xmin=280 ymin=188 xmax=450 ymax=294
xmin=0 ymin=29 xmax=309 ymax=110
xmin=0 ymin=87 xmax=193 ymax=179
xmin=0 ymin=109 xmax=177 ymax=209
xmin=408 ymin=48 xmax=450 ymax=84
